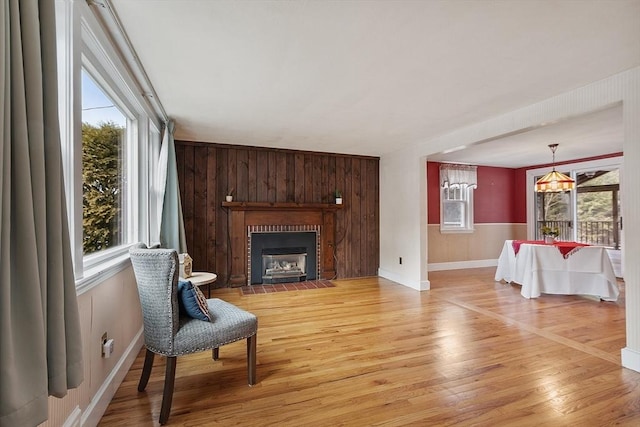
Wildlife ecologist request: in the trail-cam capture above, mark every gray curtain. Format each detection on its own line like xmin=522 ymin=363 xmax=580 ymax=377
xmin=1 ymin=1 xmax=83 ymax=426
xmin=159 ymin=120 xmax=188 ymax=253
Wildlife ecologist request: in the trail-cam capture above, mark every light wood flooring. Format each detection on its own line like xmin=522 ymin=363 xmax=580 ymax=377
xmin=100 ymin=268 xmax=638 ymax=426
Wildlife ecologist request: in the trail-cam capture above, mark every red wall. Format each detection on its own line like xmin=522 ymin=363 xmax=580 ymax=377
xmin=475 ymin=166 xmax=519 ymax=223
xmin=427 ymin=152 xmax=622 ymax=226
xmin=427 ymin=162 xmax=441 ymax=224
xmin=513 ymin=167 xmax=527 ymax=223
xmin=427 ymin=162 xmax=524 ymax=225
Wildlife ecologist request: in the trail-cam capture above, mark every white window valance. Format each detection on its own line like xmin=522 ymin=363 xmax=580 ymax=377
xmin=440 ymin=164 xmax=478 ymax=189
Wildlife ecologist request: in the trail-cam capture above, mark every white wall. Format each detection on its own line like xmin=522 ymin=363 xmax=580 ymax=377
xmin=41 ymin=266 xmax=144 ymax=427
xmin=379 ymin=147 xmax=429 ymax=290
xmin=379 ymin=67 xmax=640 ymax=372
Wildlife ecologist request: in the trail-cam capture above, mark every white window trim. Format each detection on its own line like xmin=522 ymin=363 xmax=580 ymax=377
xmin=147 ymin=121 xmax=162 ymax=246
xmin=56 ymin=0 xmax=163 ymax=294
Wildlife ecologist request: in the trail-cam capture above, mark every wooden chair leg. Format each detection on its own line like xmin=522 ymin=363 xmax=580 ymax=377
xmin=159 ymin=356 xmax=177 ymax=425
xmin=138 ymin=349 xmax=155 ymax=392
xmin=247 ymin=334 xmax=256 ymax=386
xmin=212 ymin=347 xmax=219 ymax=360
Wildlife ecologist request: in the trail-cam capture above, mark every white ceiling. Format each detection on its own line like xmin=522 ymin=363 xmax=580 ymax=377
xmin=110 ymin=0 xmax=639 ymax=166
xmin=427 ymin=104 xmax=624 ymax=168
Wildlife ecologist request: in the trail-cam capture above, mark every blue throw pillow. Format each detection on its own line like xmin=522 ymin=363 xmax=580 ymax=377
xmin=177 ymin=280 xmax=211 ymax=321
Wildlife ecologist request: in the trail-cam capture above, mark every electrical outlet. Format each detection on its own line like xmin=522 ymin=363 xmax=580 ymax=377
xmin=101 ymin=332 xmax=108 ymax=357
xmin=103 ymin=339 xmax=114 ymax=358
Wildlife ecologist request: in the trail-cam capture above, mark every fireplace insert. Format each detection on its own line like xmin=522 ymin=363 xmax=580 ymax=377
xmin=261 ymin=248 xmax=307 ymax=284
xmin=249 ymin=231 xmax=317 ymax=284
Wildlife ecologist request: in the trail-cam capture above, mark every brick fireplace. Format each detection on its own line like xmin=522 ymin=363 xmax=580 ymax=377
xmin=249 ymin=225 xmax=319 ymax=284
xmin=223 ymin=202 xmax=341 ymax=286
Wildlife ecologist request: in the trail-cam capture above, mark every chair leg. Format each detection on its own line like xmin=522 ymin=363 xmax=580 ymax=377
xmin=212 ymin=347 xmax=219 ymax=360
xmin=247 ymin=334 xmax=257 ymax=386
xmin=138 ymin=349 xmax=155 ymax=392
xmin=159 ymin=356 xmax=177 ymax=425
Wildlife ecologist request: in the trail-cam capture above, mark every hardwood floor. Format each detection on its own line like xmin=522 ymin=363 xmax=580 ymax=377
xmin=99 ymin=268 xmax=639 ymax=426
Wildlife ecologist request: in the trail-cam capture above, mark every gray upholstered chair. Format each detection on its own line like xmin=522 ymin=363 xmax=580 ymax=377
xmin=129 ymin=244 xmax=257 ymax=425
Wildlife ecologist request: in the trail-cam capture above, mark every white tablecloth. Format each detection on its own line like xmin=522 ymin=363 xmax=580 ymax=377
xmin=494 ymin=240 xmax=619 ymax=301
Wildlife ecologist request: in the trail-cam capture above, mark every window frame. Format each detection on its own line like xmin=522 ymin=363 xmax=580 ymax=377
xmin=526 ymin=156 xmax=623 ymax=241
xmin=80 ymin=65 xmax=133 ymax=261
xmin=56 ymin=0 xmax=162 ymax=293
xmin=440 ymin=185 xmax=475 ymax=233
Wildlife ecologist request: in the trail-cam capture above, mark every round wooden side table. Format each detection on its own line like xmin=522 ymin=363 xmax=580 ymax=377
xmin=184 ymin=271 xmax=217 ymax=298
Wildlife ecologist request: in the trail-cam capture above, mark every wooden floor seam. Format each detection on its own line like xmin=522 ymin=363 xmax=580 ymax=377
xmin=434 ymin=293 xmax=621 ymax=366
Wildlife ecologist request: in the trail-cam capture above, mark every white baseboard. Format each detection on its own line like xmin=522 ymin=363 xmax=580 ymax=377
xmin=378 ymin=269 xmax=429 ymax=291
xmin=62 ymin=406 xmax=81 ymax=427
xmin=81 ymin=328 xmax=144 ymax=427
xmin=428 ymin=259 xmax=498 ymax=272
xmin=621 ymin=347 xmax=640 ymax=373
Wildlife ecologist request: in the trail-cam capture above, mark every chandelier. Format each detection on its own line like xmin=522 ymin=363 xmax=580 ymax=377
xmin=535 ymin=144 xmax=575 ymax=192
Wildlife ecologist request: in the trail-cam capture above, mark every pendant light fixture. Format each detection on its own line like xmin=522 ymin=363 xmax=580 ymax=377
xmin=535 ymin=144 xmax=575 ymax=192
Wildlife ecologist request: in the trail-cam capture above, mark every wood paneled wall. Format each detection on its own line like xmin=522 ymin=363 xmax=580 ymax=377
xmin=175 ymin=141 xmax=380 ymax=286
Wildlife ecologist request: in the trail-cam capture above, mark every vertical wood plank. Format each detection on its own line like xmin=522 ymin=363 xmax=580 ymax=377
xmin=257 ymin=151 xmax=269 ymax=201
xmin=286 ymin=153 xmax=296 ymax=202
xmin=335 ymin=156 xmax=346 ymax=278
xmin=321 ymin=211 xmax=336 ymax=278
xmin=236 ymin=149 xmax=249 ymax=203
xmin=206 ymin=146 xmax=217 ymax=275
xmin=229 ymin=210 xmax=247 ymax=285
xmin=217 ymin=148 xmax=230 ymax=284
xmin=351 ymin=158 xmax=362 ymax=277
xmin=227 ymin=149 xmax=237 ymax=200
xmin=176 ymin=141 xmax=379 ymax=285
xmin=321 ymin=156 xmax=330 ymax=203
xmin=247 ymin=150 xmax=257 ymax=202
xmin=267 ymin=151 xmax=277 ymax=202
xmin=312 ymin=155 xmax=322 ymax=203
xmin=367 ymin=159 xmax=380 ymax=276
xmin=294 ymin=153 xmax=305 ymax=203
xmin=360 ymin=157 xmax=368 ymax=276
xmin=304 ymin=154 xmax=314 ymax=203
xmin=192 ymin=146 xmax=208 ymax=270
xmin=183 ymin=145 xmax=195 ymax=253
xmin=276 ymin=152 xmax=288 ymax=203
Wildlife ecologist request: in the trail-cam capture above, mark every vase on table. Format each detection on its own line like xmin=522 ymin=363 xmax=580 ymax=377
xmin=179 ymin=253 xmax=193 ymax=278
xmin=544 ymin=236 xmax=555 ymax=244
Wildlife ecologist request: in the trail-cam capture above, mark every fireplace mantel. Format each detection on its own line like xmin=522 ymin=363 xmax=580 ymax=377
xmin=223 ymin=202 xmax=342 ymax=286
xmin=222 ymin=201 xmax=343 ymax=211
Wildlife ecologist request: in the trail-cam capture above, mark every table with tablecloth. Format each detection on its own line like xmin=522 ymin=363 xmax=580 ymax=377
xmin=494 ymin=240 xmax=619 ymax=301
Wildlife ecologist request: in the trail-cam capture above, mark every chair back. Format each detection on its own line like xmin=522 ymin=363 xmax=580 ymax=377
xmin=129 ymin=244 xmax=180 ymax=355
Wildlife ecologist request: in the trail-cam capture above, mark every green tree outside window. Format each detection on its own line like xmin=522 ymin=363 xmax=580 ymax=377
xmin=82 ymin=121 xmax=124 ymax=254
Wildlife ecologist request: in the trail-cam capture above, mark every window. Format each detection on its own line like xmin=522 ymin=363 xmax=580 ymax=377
xmin=440 ymin=164 xmax=476 ymax=232
xmin=526 ymin=156 xmax=623 ymax=245
xmin=533 ymin=164 xmax=621 ymax=246
xmin=55 ymin=0 xmax=163 ymax=291
xmin=81 ymin=69 xmax=129 ymax=254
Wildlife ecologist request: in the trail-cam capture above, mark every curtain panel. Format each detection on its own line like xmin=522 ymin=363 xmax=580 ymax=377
xmin=1 ymin=1 xmax=83 ymax=426
xmin=158 ymin=120 xmax=188 ymax=253
xmin=439 ymin=164 xmax=478 ymax=189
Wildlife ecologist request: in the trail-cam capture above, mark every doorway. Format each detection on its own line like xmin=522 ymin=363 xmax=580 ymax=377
xmin=534 ymin=165 xmax=623 ymax=277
